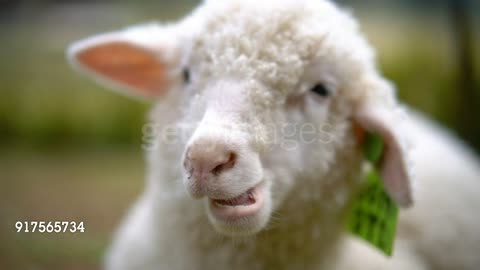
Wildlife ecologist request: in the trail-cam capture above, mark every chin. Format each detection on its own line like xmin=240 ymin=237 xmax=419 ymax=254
xmin=205 ymin=182 xmax=272 ymax=237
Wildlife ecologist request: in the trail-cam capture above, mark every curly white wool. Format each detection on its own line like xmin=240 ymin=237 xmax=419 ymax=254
xmin=67 ymin=0 xmax=480 ymax=269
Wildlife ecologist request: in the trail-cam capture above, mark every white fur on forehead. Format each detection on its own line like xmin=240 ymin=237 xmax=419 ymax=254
xmin=186 ymin=1 xmax=308 ymax=91
xmin=174 ymin=0 xmax=390 ymax=113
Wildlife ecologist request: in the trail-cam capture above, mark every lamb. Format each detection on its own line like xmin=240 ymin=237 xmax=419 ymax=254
xmin=67 ymin=0 xmax=480 ymax=269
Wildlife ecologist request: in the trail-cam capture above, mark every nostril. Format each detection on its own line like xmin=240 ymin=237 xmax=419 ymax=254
xmin=212 ymin=152 xmax=236 ymax=176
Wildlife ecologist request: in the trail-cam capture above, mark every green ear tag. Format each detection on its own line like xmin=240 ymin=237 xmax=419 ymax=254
xmin=346 ymin=133 xmax=399 ymax=256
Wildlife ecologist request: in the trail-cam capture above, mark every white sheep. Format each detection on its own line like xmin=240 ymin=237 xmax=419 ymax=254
xmin=67 ymin=0 xmax=480 ymax=269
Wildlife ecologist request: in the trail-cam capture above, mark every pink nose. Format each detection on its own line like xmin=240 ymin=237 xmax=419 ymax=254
xmin=184 ymin=139 xmax=237 ymax=181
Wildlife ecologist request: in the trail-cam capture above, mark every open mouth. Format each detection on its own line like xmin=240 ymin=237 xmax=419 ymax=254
xmin=213 ymin=187 xmax=256 ymax=206
xmin=209 ymin=184 xmax=264 ymax=221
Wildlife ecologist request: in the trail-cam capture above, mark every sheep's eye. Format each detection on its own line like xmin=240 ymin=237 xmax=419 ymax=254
xmin=310 ymin=83 xmax=329 ymax=97
xmin=182 ymin=68 xmax=190 ymax=83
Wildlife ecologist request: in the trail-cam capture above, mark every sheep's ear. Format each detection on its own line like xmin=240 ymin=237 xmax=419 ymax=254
xmin=354 ymin=102 xmax=413 ymax=208
xmin=67 ymin=25 xmax=180 ymax=99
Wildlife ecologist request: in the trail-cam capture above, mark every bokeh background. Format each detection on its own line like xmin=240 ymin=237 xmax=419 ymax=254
xmin=0 ymin=0 xmax=479 ymax=269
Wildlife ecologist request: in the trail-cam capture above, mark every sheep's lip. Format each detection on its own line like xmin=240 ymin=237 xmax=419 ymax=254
xmin=209 ymin=184 xmax=264 ymax=220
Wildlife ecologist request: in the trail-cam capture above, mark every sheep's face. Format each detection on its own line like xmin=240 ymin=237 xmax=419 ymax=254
xmin=171 ymin=1 xmax=354 ymax=235
xmin=173 ymin=1 xmax=371 ymax=236
xmin=69 ymin=0 xmax=413 ymax=237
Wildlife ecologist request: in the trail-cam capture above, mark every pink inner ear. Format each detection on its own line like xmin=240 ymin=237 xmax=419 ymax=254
xmin=77 ymin=42 xmax=168 ymax=96
xmin=379 ymin=126 xmax=413 ymax=208
xmin=355 ymin=104 xmax=413 ymax=208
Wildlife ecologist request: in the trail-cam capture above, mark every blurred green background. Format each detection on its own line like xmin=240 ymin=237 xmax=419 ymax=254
xmin=0 ymin=0 xmax=479 ymax=269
